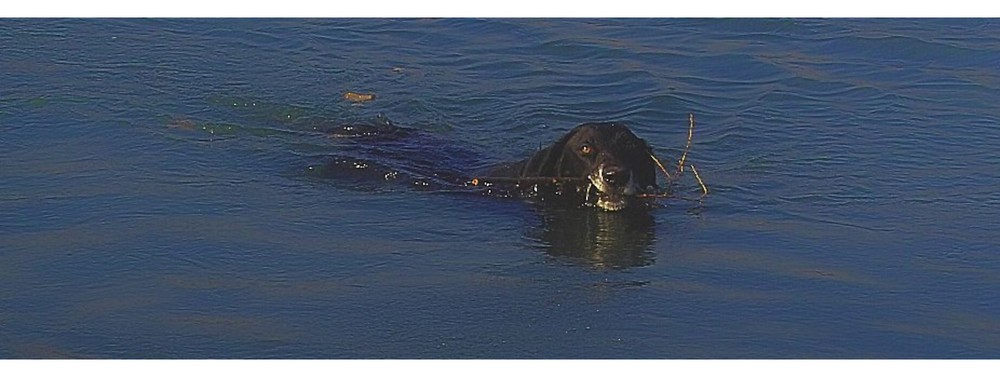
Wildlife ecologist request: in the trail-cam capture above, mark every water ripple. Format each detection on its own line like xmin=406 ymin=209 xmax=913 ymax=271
xmin=4 ymin=19 xmax=1000 ymax=358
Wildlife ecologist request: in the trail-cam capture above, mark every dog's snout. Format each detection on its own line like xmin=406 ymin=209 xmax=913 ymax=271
xmin=601 ymin=166 xmax=630 ymax=185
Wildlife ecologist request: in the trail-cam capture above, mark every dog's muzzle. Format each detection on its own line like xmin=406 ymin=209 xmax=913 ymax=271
xmin=587 ymin=164 xmax=638 ymax=211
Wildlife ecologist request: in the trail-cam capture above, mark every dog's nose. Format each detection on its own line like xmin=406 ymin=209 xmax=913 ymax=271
xmin=602 ymin=166 xmax=630 ymax=185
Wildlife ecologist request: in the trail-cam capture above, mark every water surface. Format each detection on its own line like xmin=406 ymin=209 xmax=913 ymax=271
xmin=2 ymin=19 xmax=999 ymax=358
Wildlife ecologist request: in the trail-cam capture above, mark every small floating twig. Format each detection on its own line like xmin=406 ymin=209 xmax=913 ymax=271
xmin=343 ymin=91 xmax=376 ymax=103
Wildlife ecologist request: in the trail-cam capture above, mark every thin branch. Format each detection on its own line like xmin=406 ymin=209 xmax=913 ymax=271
xmin=676 ymin=113 xmax=695 ymax=175
xmin=636 ymin=192 xmax=672 ymax=199
xmin=690 ymin=164 xmax=709 ymax=197
xmin=469 ymin=176 xmax=587 ymax=186
xmin=649 ymin=152 xmax=674 ymax=181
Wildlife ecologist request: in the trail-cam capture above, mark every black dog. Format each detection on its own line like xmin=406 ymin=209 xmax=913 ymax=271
xmin=485 ymin=122 xmax=658 ymax=211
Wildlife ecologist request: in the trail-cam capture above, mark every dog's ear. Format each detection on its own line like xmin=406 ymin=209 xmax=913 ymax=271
xmin=520 ymin=144 xmax=558 ymax=176
xmin=614 ymin=127 xmax=660 ymax=191
xmin=520 ymin=128 xmax=581 ymax=177
xmin=636 ymin=141 xmax=659 ymax=190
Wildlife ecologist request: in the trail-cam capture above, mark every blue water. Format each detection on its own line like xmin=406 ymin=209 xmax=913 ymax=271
xmin=2 ymin=19 xmax=999 ymax=358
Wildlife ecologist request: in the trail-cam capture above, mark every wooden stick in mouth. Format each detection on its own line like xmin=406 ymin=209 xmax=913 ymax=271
xmin=649 ymin=152 xmax=674 ymax=181
xmin=690 ymin=164 xmax=709 ymax=197
xmin=648 ymin=113 xmax=709 ymax=199
xmin=468 ymin=176 xmax=588 ymax=186
xmin=636 ymin=192 xmax=672 ymax=199
xmin=676 ymin=113 xmax=695 ymax=175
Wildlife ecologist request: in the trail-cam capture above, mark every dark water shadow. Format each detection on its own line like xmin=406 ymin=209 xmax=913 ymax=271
xmin=525 ymin=205 xmax=657 ymax=269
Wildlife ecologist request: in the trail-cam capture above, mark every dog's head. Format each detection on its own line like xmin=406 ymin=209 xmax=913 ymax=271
xmin=537 ymin=122 xmax=658 ymax=211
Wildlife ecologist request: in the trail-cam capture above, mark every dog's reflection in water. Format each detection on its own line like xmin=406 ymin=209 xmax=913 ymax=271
xmin=526 ymin=206 xmax=657 ymax=269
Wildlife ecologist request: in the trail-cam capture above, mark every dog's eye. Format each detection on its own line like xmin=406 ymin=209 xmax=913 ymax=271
xmin=580 ymin=145 xmax=593 ymax=155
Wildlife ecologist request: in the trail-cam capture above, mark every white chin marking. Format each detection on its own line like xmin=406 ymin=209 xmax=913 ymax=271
xmin=589 ymin=174 xmax=629 ymax=211
xmin=596 ymin=196 xmax=627 ymax=211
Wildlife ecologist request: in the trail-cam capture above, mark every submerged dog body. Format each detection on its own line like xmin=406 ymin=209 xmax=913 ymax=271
xmin=310 ymin=119 xmax=660 ymax=211
xmin=485 ymin=122 xmax=659 ymax=211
